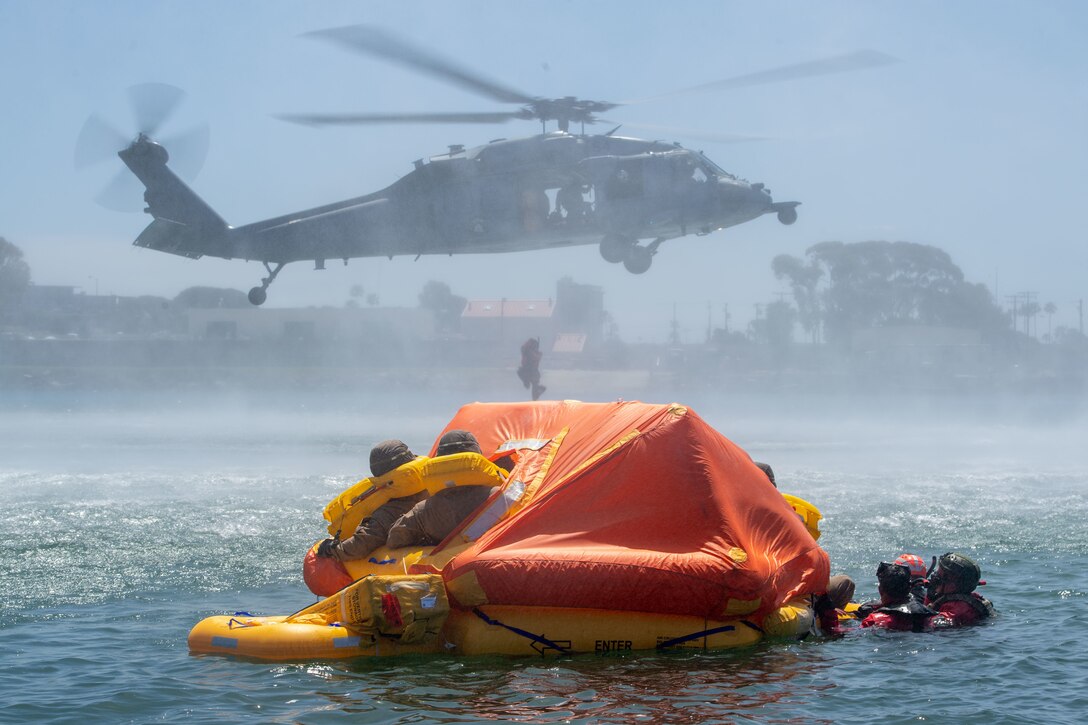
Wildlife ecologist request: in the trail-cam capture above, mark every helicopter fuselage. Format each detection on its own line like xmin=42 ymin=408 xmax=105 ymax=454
xmin=101 ymin=25 xmax=902 ymax=305
xmin=121 ymin=130 xmax=797 ymax=304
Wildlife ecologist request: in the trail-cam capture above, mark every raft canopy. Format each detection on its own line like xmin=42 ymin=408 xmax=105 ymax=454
xmin=432 ymin=400 xmax=829 ymax=620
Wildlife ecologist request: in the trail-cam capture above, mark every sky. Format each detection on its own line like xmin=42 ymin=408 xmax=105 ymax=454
xmin=2 ymin=1 xmax=1086 ymax=342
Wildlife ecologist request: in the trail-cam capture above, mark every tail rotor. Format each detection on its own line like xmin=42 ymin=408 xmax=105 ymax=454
xmin=75 ymin=83 xmax=210 ymax=212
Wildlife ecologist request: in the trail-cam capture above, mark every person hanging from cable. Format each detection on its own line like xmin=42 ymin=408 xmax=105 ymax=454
xmin=517 ymin=337 xmax=546 ymax=401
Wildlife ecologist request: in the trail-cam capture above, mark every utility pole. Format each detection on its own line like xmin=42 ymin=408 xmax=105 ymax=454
xmin=1005 ymin=294 xmax=1018 ymax=332
xmin=1024 ymin=291 xmax=1038 ymax=337
xmin=1006 ymin=292 xmax=1037 ymax=336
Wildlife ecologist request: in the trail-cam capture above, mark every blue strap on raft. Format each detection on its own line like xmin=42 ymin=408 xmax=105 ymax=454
xmin=471 ymin=607 xmax=573 ymax=655
xmin=655 ymin=624 xmax=738 ymax=650
xmin=472 ymin=607 xmax=754 ymax=653
xmin=227 ymin=614 xmax=258 ymax=630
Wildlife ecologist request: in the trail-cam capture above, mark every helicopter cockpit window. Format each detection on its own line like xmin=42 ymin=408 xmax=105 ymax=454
xmin=672 ymin=154 xmax=709 ymax=184
xmin=698 ymin=153 xmax=731 ymax=179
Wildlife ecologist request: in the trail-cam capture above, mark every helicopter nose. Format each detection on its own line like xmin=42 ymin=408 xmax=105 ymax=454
xmin=718 ymin=178 xmax=774 ymax=216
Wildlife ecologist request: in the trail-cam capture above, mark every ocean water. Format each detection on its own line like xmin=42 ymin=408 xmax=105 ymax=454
xmin=1 ymin=392 xmax=1086 ymax=724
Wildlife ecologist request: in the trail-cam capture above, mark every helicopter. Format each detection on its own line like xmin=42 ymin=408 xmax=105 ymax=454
xmin=82 ymin=26 xmax=894 ymax=306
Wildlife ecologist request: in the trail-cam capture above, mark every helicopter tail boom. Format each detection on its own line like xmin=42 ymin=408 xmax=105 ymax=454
xmin=119 ymin=135 xmax=232 ymax=260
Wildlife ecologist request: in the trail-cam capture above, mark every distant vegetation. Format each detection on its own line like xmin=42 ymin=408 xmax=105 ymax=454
xmin=173 ymin=286 xmax=250 ymax=309
xmin=418 ymin=280 xmax=467 ymax=332
xmin=773 ymin=241 xmax=1010 ymax=345
xmin=0 ymin=237 xmax=31 ymax=313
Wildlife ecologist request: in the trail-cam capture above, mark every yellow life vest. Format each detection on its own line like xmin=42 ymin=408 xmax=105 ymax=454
xmin=324 ymin=452 xmax=506 ymax=539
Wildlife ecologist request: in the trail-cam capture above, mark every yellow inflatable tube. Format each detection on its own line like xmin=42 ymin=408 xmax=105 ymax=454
xmin=188 ymin=614 xmax=447 ymax=660
xmin=444 ymin=601 xmax=812 ymax=656
xmin=190 ymin=573 xmax=452 ymax=660
xmin=782 ymin=493 xmax=822 ymax=540
xmin=189 ymin=597 xmax=814 ymax=660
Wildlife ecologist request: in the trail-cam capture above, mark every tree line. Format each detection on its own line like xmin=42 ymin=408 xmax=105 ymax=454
xmin=3 ymin=235 xmax=1083 ymax=347
xmin=769 ymin=240 xmax=1076 ymax=347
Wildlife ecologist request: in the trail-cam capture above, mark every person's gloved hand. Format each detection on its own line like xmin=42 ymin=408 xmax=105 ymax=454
xmin=929 ymin=613 xmax=953 ymax=629
xmin=854 ymin=601 xmax=878 ymax=619
xmin=316 ymin=538 xmax=339 ymax=558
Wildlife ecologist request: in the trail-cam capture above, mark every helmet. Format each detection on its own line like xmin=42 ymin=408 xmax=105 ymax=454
xmin=894 ymin=553 xmax=928 ymax=579
xmin=435 ymin=429 xmax=482 ymax=456
xmin=936 ymin=552 xmax=981 ymax=592
xmin=876 ymin=561 xmax=912 ymax=600
xmin=754 ymin=461 xmax=776 ymax=486
xmin=877 ymin=561 xmax=911 ymax=584
xmin=369 ymin=439 xmax=415 ymax=477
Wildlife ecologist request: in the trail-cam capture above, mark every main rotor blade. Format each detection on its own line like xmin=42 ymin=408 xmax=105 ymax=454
xmin=304 ymin=25 xmax=536 ymax=105
xmin=602 ymin=121 xmax=770 ymax=144
xmin=74 ymin=114 xmax=130 ymax=168
xmin=624 ymin=49 xmax=900 ymax=104
xmin=159 ymin=123 xmax=211 ymax=180
xmin=128 ymin=82 xmax=186 ymax=136
xmin=277 ymin=111 xmax=526 ymax=126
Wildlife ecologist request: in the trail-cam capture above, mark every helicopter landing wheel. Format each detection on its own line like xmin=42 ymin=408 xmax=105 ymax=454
xmin=247 ymin=261 xmax=286 ymax=306
xmin=600 ymin=234 xmax=633 ymax=263
xmin=777 ymin=206 xmax=798 ymax=225
xmin=623 ymin=245 xmax=653 ymax=274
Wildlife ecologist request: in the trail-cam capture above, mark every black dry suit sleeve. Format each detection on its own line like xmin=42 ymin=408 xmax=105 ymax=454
xmin=854 ymin=600 xmax=880 ymax=619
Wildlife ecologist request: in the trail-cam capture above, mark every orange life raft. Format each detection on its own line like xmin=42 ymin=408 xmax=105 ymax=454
xmin=190 ymin=400 xmax=829 ymax=660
